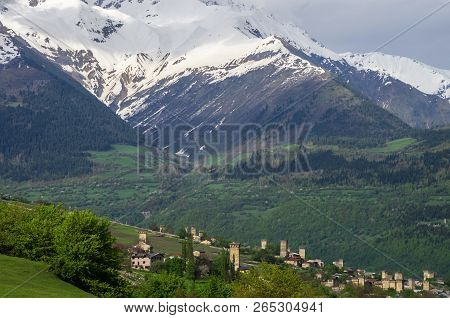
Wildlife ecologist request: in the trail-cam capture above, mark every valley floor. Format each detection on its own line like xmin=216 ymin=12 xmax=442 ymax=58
xmin=1 ymin=140 xmax=449 ymax=279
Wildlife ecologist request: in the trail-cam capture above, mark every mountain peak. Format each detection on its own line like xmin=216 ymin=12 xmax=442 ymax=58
xmin=342 ymin=52 xmax=450 ymax=100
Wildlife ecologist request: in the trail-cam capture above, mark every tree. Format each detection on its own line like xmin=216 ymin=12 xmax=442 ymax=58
xmin=211 ymin=250 xmax=233 ymax=282
xmin=184 ymin=235 xmax=196 ymax=281
xmin=177 ymin=228 xmax=187 ymax=239
xmin=232 ymin=263 xmax=328 ymax=298
xmin=51 ymin=211 xmax=124 ymax=296
xmin=0 ymin=202 xmax=28 ymax=255
xmin=197 ymin=276 xmax=232 ymax=298
xmin=134 ymin=273 xmax=186 ymax=298
xmin=15 ymin=205 xmax=65 ymax=262
xmin=181 ymin=240 xmax=187 ymax=272
xmin=149 ymin=260 xmax=166 ymax=274
xmin=165 ymin=257 xmax=184 ymax=277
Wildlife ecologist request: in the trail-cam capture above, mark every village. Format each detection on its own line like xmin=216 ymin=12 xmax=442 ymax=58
xmin=128 ymin=224 xmax=449 ymax=297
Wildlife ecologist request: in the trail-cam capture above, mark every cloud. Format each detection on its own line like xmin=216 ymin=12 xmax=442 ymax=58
xmin=237 ymin=0 xmax=450 ymax=68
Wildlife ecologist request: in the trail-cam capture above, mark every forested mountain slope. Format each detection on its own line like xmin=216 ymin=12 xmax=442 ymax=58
xmin=0 ymin=58 xmax=136 ymax=180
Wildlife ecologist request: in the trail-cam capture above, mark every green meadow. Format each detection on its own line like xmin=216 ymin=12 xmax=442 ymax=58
xmin=0 ymin=254 xmax=93 ymax=298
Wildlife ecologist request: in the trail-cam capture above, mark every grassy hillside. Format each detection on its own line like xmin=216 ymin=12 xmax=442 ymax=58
xmin=110 ymin=222 xmax=222 ymax=258
xmin=0 ymin=254 xmax=93 ymax=298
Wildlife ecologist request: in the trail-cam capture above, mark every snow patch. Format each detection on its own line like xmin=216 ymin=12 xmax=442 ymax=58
xmin=0 ymin=33 xmax=19 ymax=64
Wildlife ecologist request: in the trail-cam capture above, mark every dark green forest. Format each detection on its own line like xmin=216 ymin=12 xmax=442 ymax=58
xmin=0 ymin=80 xmax=136 ymax=180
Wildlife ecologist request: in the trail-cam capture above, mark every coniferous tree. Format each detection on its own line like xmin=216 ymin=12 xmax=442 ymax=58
xmin=184 ymin=235 xmax=196 ymax=280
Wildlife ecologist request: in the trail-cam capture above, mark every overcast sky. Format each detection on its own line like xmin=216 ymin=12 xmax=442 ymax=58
xmin=248 ymin=0 xmax=450 ymax=69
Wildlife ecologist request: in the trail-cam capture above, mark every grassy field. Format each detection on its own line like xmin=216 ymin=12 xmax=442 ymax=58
xmin=110 ymin=223 xmax=222 ymax=258
xmin=367 ymin=138 xmax=417 ymax=154
xmin=0 ymin=254 xmax=93 ymax=298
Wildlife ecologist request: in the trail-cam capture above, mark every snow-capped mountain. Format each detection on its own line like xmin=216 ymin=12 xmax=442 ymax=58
xmin=342 ymin=52 xmax=450 ymax=100
xmin=0 ymin=0 xmax=449 ymax=128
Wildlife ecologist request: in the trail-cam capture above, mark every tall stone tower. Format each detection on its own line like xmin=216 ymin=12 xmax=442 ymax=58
xmin=190 ymin=226 xmax=197 ymax=237
xmin=280 ymin=240 xmax=288 ymax=258
xmin=261 ymin=239 xmax=267 ymax=250
xmin=299 ymin=246 xmax=306 ymax=259
xmin=407 ymin=278 xmax=414 ymax=290
xmin=229 ymin=243 xmax=241 ymax=271
xmin=333 ymin=259 xmax=344 ymax=269
xmin=138 ymin=231 xmax=147 ymax=243
xmin=395 ymin=280 xmax=403 ymax=292
xmin=394 ymin=272 xmax=403 ymax=281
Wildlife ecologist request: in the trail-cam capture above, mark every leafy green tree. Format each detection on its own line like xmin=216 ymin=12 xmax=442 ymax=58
xmin=177 ymin=228 xmax=187 ymax=239
xmin=51 ymin=211 xmax=123 ymax=296
xmin=15 ymin=205 xmax=65 ymax=262
xmin=232 ymin=263 xmax=328 ymax=298
xmin=211 ymin=250 xmax=233 ymax=282
xmin=149 ymin=260 xmax=166 ymax=274
xmin=165 ymin=257 xmax=184 ymax=277
xmin=134 ymin=273 xmax=186 ymax=298
xmin=0 ymin=202 xmax=28 ymax=255
xmin=196 ymin=276 xmax=232 ymax=298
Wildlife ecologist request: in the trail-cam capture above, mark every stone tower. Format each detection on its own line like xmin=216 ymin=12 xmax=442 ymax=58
xmin=394 ymin=272 xmax=403 ymax=281
xmin=333 ymin=259 xmax=344 ymax=269
xmin=395 ymin=280 xmax=403 ymax=292
xmin=299 ymin=247 xmax=306 ymax=260
xmin=229 ymin=243 xmax=241 ymax=271
xmin=423 ymin=270 xmax=435 ymax=280
xmin=261 ymin=239 xmax=267 ymax=250
xmin=138 ymin=231 xmax=147 ymax=243
xmin=190 ymin=226 xmax=197 ymax=237
xmin=280 ymin=240 xmax=288 ymax=258
xmin=407 ymin=278 xmax=414 ymax=290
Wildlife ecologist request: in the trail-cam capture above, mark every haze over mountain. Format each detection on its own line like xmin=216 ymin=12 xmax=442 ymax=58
xmin=0 ymin=0 xmax=449 ymax=129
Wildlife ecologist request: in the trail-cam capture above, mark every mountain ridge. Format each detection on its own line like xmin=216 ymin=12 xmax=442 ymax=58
xmin=0 ymin=0 xmax=449 ymax=129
